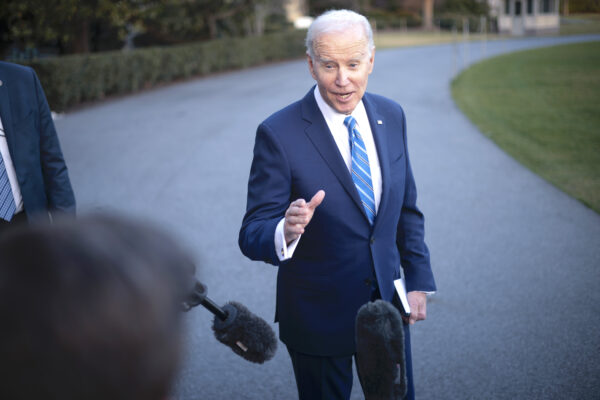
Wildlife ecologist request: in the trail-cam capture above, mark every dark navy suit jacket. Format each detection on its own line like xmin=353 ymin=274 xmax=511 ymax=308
xmin=239 ymin=88 xmax=435 ymax=356
xmin=0 ymin=62 xmax=75 ymax=220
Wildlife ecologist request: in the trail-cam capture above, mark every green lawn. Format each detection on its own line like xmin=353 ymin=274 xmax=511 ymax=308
xmin=560 ymin=14 xmax=600 ymax=35
xmin=451 ymin=41 xmax=600 ymax=212
xmin=374 ymin=31 xmax=491 ymax=49
xmin=374 ymin=13 xmax=600 ymax=49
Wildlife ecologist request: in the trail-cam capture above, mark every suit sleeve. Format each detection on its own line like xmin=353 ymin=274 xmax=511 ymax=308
xmin=239 ymin=122 xmax=292 ymax=266
xmin=395 ymin=107 xmax=436 ymax=293
xmin=32 ymin=68 xmax=76 ymax=215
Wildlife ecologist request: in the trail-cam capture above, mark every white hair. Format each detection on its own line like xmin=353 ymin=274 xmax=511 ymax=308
xmin=305 ymin=9 xmax=375 ymax=59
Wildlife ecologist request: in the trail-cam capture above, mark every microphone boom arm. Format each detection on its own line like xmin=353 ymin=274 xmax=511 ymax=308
xmin=181 ymin=281 xmax=227 ymax=321
xmin=181 ymin=281 xmax=228 ymax=321
xmin=199 ymin=296 xmax=228 ymax=321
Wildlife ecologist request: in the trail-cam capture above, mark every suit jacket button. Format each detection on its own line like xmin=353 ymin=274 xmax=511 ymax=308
xmin=364 ymin=278 xmax=371 ymax=286
xmin=370 ymin=237 xmax=375 ymax=244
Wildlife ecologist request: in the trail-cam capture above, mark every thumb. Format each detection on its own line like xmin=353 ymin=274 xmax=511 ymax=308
xmin=307 ymin=190 xmax=325 ymax=210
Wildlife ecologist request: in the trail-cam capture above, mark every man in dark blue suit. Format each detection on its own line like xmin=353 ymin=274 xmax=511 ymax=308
xmin=0 ymin=61 xmax=75 ymax=229
xmin=239 ymin=9 xmax=436 ymax=400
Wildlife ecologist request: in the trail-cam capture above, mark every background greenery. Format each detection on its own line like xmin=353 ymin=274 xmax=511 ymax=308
xmin=560 ymin=13 xmax=600 ymax=35
xmin=452 ymin=41 xmax=600 ymax=212
xmin=3 ymin=0 xmax=599 ymax=119
xmin=0 ymin=0 xmax=521 ymax=59
xmin=23 ymin=30 xmax=306 ymax=111
xmin=0 ymin=0 xmax=291 ymax=56
xmin=564 ymin=0 xmax=600 ymax=13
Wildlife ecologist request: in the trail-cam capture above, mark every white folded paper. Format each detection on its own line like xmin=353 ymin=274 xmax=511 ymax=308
xmin=393 ymin=278 xmax=411 ymax=315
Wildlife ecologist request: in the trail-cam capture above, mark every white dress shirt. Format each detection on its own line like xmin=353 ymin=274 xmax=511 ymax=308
xmin=0 ymin=115 xmax=24 ymax=214
xmin=274 ymin=87 xmax=383 ymax=261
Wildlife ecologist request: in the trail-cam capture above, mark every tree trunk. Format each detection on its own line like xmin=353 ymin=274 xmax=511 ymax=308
xmin=208 ymin=15 xmax=218 ymax=39
xmin=423 ymin=0 xmax=434 ymax=31
xmin=255 ymin=4 xmax=266 ymax=36
xmin=72 ymin=18 xmax=90 ymax=53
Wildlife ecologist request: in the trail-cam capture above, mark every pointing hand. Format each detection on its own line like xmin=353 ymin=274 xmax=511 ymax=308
xmin=284 ymin=190 xmax=325 ymax=245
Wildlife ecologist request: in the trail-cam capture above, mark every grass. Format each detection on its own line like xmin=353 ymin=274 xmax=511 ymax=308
xmin=374 ymin=30 xmax=492 ymax=49
xmin=374 ymin=13 xmax=600 ymax=49
xmin=451 ymin=41 xmax=600 ymax=213
xmin=560 ymin=14 xmax=600 ymax=35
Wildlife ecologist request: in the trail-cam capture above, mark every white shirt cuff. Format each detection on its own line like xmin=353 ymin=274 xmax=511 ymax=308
xmin=275 ymin=218 xmax=301 ymax=261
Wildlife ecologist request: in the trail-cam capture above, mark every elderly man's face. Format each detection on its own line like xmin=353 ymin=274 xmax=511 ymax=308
xmin=308 ymin=28 xmax=374 ymax=115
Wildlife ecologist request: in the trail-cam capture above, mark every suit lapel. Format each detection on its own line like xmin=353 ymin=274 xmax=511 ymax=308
xmin=301 ymin=89 xmax=365 ymax=216
xmin=363 ymin=93 xmax=391 ymax=230
xmin=0 ymin=68 xmax=15 ymax=157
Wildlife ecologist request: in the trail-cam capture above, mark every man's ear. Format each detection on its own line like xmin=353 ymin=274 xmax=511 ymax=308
xmin=307 ymin=54 xmax=317 ymax=80
xmin=368 ymin=48 xmax=375 ymax=74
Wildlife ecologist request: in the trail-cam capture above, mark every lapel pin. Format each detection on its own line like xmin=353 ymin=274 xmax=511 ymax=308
xmin=0 ymin=80 xmax=3 ymax=86
xmin=377 ymin=120 xmax=383 ymax=125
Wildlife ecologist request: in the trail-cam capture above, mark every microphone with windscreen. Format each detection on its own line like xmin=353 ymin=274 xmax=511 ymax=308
xmin=182 ymin=280 xmax=277 ymax=364
xmin=356 ymin=299 xmax=407 ymax=400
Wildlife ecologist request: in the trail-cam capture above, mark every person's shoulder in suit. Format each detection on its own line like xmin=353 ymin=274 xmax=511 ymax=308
xmin=0 ymin=61 xmax=36 ymax=81
xmin=0 ymin=61 xmax=29 ymax=73
xmin=263 ymin=100 xmax=303 ymax=126
xmin=259 ymin=87 xmax=317 ymax=133
xmin=364 ymin=91 xmax=408 ymax=133
xmin=0 ymin=61 xmax=42 ymax=105
xmin=364 ymin=92 xmax=406 ymax=117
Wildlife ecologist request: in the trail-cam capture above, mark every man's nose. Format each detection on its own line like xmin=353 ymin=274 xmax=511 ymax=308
xmin=336 ymin=68 xmax=349 ymax=86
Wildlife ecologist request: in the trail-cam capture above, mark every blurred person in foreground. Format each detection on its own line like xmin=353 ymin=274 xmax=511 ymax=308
xmin=239 ymin=9 xmax=436 ymax=400
xmin=0 ymin=61 xmax=75 ymax=231
xmin=0 ymin=215 xmax=192 ymax=400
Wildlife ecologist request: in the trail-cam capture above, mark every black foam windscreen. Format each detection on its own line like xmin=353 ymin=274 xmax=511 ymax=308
xmin=356 ymin=299 xmax=407 ymax=400
xmin=212 ymin=301 xmax=277 ymax=364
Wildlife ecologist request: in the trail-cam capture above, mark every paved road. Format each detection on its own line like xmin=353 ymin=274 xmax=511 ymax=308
xmin=55 ymin=34 xmax=600 ymax=399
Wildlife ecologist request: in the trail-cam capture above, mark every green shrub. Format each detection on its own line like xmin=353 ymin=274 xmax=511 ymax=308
xmin=21 ymin=30 xmax=306 ymax=111
xmin=567 ymin=0 xmax=600 ymax=13
xmin=365 ymin=10 xmax=422 ymax=30
xmin=437 ymin=13 xmax=488 ymax=32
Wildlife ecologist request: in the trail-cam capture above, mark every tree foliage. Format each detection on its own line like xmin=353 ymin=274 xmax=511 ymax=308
xmin=0 ymin=0 xmax=146 ymax=54
xmin=567 ymin=0 xmax=600 ymax=12
xmin=137 ymin=0 xmax=266 ymax=45
xmin=0 ymin=0 xmax=287 ymax=57
xmin=436 ymin=0 xmax=490 ymax=15
xmin=308 ymin=0 xmax=366 ymax=15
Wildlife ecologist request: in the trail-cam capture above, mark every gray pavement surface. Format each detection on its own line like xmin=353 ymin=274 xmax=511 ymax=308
xmin=55 ymin=34 xmax=600 ymax=399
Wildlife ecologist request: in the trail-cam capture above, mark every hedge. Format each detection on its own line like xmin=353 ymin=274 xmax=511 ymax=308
xmin=437 ymin=13 xmax=491 ymax=32
xmin=365 ymin=10 xmax=423 ymax=30
xmin=21 ymin=30 xmax=307 ymax=111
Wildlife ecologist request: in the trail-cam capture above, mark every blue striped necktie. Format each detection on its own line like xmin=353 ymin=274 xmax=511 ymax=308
xmin=0 ymin=154 xmax=16 ymax=221
xmin=344 ymin=115 xmax=375 ymax=225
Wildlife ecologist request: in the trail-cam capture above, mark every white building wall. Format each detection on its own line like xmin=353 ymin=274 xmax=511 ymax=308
xmin=498 ymin=15 xmax=513 ymax=32
xmin=492 ymin=0 xmax=559 ymax=35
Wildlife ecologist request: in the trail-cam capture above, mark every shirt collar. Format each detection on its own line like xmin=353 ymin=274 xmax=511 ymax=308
xmin=313 ymin=86 xmax=368 ymax=130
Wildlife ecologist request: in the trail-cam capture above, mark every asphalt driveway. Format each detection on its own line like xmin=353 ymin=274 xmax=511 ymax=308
xmin=55 ymin=33 xmax=600 ymax=399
